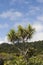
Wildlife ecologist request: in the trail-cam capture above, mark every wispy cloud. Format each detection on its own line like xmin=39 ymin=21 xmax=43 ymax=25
xmin=26 ymin=6 xmax=40 ymax=16
xmin=37 ymin=16 xmax=43 ymax=21
xmin=30 ymin=6 xmax=40 ymax=10
xmin=10 ymin=0 xmax=32 ymax=6
xmin=0 ymin=23 xmax=9 ymax=29
xmin=36 ymin=0 xmax=43 ymax=3
xmin=0 ymin=10 xmax=23 ymax=21
xmin=13 ymin=21 xmax=30 ymax=30
xmin=24 ymin=1 xmax=30 ymax=4
xmin=10 ymin=0 xmax=26 ymax=5
xmin=10 ymin=0 xmax=16 ymax=5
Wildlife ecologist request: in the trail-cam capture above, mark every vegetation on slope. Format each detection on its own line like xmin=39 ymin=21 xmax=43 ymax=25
xmin=0 ymin=24 xmax=43 ymax=65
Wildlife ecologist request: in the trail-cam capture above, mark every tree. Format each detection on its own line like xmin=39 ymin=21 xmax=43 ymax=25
xmin=7 ymin=24 xmax=35 ymax=62
xmin=7 ymin=29 xmax=24 ymax=54
xmin=26 ymin=24 xmax=35 ymax=41
xmin=7 ymin=29 xmax=16 ymax=44
xmin=24 ymin=24 xmax=35 ymax=58
xmin=18 ymin=25 xmax=27 ymax=43
xmin=15 ymin=32 xmax=21 ymax=44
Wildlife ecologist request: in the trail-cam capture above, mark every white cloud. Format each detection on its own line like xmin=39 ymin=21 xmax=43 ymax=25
xmin=10 ymin=0 xmax=16 ymax=5
xmin=0 ymin=23 xmax=9 ymax=29
xmin=36 ymin=0 xmax=43 ymax=3
xmin=0 ymin=36 xmax=11 ymax=44
xmin=26 ymin=6 xmax=40 ymax=16
xmin=11 ymin=0 xmax=16 ymax=2
xmin=0 ymin=10 xmax=23 ymax=21
xmin=24 ymin=1 xmax=30 ymax=4
xmin=10 ymin=0 xmax=26 ymax=5
xmin=33 ymin=23 xmax=43 ymax=32
xmin=0 ymin=37 xmax=5 ymax=44
xmin=30 ymin=22 xmax=43 ymax=41
xmin=30 ymin=6 xmax=40 ymax=11
xmin=4 ymin=36 xmax=11 ymax=44
xmin=10 ymin=0 xmax=31 ymax=5
xmin=37 ymin=16 xmax=43 ymax=21
xmin=31 ymin=32 xmax=43 ymax=42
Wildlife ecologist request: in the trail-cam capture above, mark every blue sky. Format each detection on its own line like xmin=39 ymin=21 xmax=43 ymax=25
xmin=0 ymin=0 xmax=43 ymax=43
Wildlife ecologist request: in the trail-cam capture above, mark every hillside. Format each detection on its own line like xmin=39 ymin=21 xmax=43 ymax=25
xmin=0 ymin=41 xmax=43 ymax=54
xmin=0 ymin=41 xmax=43 ymax=65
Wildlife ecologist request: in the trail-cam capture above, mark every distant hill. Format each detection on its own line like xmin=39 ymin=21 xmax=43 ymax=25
xmin=0 ymin=41 xmax=43 ymax=54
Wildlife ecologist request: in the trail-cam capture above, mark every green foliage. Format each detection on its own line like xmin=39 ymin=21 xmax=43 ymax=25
xmin=18 ymin=25 xmax=27 ymax=42
xmin=0 ymin=53 xmax=42 ymax=65
xmin=0 ymin=40 xmax=43 ymax=65
xmin=7 ymin=24 xmax=35 ymax=60
xmin=29 ymin=56 xmax=43 ymax=65
xmin=26 ymin=24 xmax=35 ymax=40
xmin=7 ymin=24 xmax=35 ymax=43
xmin=7 ymin=29 xmax=16 ymax=43
xmin=0 ymin=40 xmax=43 ymax=54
